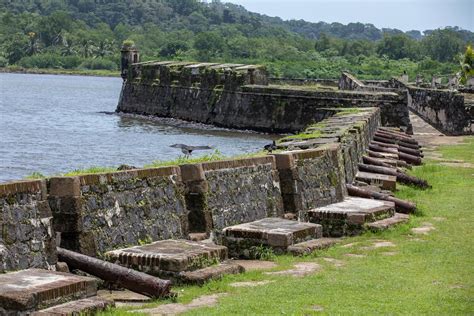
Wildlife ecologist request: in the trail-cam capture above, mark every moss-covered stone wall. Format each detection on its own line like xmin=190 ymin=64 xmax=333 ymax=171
xmin=0 ymin=180 xmax=56 ymax=272
xmin=117 ymin=63 xmax=408 ymax=133
xmin=202 ymin=157 xmax=284 ymax=235
xmin=407 ymin=86 xmax=471 ymax=135
xmin=49 ymin=167 xmax=187 ymax=256
xmin=273 ymin=144 xmax=347 ymax=219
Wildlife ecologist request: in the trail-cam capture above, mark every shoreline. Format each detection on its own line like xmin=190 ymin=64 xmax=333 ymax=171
xmin=0 ymin=67 xmax=120 ymax=78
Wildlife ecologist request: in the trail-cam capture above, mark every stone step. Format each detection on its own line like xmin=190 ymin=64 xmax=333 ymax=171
xmin=223 ymin=217 xmax=322 ymax=258
xmin=0 ymin=269 xmax=97 ymax=313
xmin=356 ymin=171 xmax=397 ymax=191
xmin=178 ymin=261 xmax=244 ymax=285
xmin=288 ymin=238 xmax=340 ymax=256
xmin=307 ymin=197 xmax=396 ymax=237
xmin=33 ymin=296 xmax=114 ymax=315
xmin=366 ymin=213 xmax=409 ymax=232
xmin=105 ymin=239 xmax=228 ymax=280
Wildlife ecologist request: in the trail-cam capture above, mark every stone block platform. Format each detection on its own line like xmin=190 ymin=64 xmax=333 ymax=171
xmin=0 ymin=269 xmax=97 ymax=314
xmin=33 ymin=296 xmax=114 ymax=315
xmin=222 ymin=217 xmax=322 ymax=258
xmin=105 ymin=239 xmax=239 ymax=284
xmin=288 ymin=238 xmax=340 ymax=256
xmin=307 ymin=197 xmax=396 ymax=237
xmin=356 ymin=171 xmax=397 ymax=191
xmin=367 ymin=213 xmax=409 ymax=232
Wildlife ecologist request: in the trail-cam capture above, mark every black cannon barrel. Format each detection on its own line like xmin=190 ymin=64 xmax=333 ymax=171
xmin=375 ymin=130 xmax=418 ymax=145
xmin=57 ymin=247 xmax=172 ymax=298
xmin=346 ymin=184 xmax=416 ymax=213
xmin=358 ymin=163 xmax=429 ymax=189
xmin=373 ymin=135 xmax=420 ymax=150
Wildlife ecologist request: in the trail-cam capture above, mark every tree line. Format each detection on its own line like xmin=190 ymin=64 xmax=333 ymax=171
xmin=0 ymin=0 xmax=472 ymax=80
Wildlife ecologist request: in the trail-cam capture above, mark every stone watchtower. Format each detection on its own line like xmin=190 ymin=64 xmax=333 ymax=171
xmin=120 ymin=41 xmax=140 ymax=80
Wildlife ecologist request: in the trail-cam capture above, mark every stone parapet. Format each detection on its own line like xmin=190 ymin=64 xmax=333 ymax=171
xmin=407 ymin=86 xmax=472 ymax=135
xmin=273 ymin=144 xmax=346 ymax=220
xmin=117 ymin=68 xmax=409 ymax=133
xmin=0 ymin=179 xmax=56 ymax=272
xmin=49 ymin=167 xmax=187 ymax=257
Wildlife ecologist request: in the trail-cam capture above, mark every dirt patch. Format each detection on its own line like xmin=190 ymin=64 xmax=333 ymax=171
xmin=322 ymin=257 xmax=345 ymax=267
xmin=408 ymin=237 xmax=426 ymax=242
xmin=439 ymin=162 xmax=474 ymax=168
xmin=311 ymin=305 xmax=325 ymax=312
xmin=432 ymin=217 xmax=446 ymax=222
xmin=361 ymin=240 xmax=396 ymax=250
xmin=231 ymin=260 xmax=277 ymax=272
xmin=229 ymin=280 xmax=274 ymax=287
xmin=411 ymin=223 xmax=435 ymax=235
xmin=97 ymin=289 xmax=150 ymax=303
xmin=341 ymin=242 xmax=359 ymax=248
xmin=344 ymin=253 xmax=366 ymax=258
xmin=381 ymin=252 xmax=398 ymax=256
xmin=265 ymin=262 xmax=322 ymax=277
xmin=134 ymin=293 xmax=226 ymax=315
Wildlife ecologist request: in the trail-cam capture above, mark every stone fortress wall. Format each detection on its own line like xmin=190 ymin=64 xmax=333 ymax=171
xmin=2 ymin=50 xmax=470 ymax=272
xmin=117 ymin=60 xmax=409 ymax=133
xmin=0 ymin=180 xmax=56 ymax=272
xmin=339 ymin=71 xmax=473 ymax=135
xmin=0 ymin=105 xmax=379 ymax=270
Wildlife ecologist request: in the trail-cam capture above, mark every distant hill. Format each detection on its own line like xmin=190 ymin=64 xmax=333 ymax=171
xmin=0 ymin=0 xmax=471 ymax=79
xmin=1 ymin=0 xmax=472 ymax=42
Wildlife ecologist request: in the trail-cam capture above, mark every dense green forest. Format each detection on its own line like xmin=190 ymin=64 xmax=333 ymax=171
xmin=0 ymin=0 xmax=472 ymax=79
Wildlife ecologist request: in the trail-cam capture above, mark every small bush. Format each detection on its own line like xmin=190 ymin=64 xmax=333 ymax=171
xmin=0 ymin=56 xmax=8 ymax=67
xmin=17 ymin=54 xmax=84 ymax=69
xmin=18 ymin=53 xmax=61 ymax=68
xmin=79 ymin=57 xmax=118 ymax=70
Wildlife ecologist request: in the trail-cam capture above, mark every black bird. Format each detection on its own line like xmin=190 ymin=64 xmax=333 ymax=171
xmin=264 ymin=140 xmax=277 ymax=153
xmin=170 ymin=144 xmax=213 ymax=157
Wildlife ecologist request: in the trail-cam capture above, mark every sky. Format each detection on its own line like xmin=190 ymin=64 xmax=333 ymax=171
xmin=224 ymin=0 xmax=473 ymax=32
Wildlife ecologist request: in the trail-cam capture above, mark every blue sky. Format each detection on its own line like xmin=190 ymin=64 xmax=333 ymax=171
xmin=224 ymin=0 xmax=473 ymax=32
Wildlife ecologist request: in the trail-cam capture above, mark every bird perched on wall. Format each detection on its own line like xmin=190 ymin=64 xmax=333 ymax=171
xmin=170 ymin=144 xmax=213 ymax=157
xmin=264 ymin=140 xmax=277 ymax=153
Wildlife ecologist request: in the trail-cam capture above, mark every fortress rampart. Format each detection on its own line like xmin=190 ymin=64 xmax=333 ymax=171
xmin=117 ymin=61 xmax=408 ymax=132
xmin=1 ymin=106 xmax=379 ymax=269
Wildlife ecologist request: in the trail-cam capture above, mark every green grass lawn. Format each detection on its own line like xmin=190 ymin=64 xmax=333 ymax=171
xmin=437 ymin=137 xmax=474 ymax=164
xmin=101 ymin=137 xmax=474 ymax=315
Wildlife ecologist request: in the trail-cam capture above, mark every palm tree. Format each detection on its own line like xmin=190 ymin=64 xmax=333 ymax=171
xmin=459 ymin=45 xmax=474 ymax=84
xmin=25 ymin=32 xmax=42 ymax=56
xmin=60 ymin=36 xmax=76 ymax=56
xmin=94 ymin=39 xmax=115 ymax=58
xmin=80 ymin=39 xmax=94 ymax=58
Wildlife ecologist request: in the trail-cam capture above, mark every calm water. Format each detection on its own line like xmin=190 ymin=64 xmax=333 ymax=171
xmin=0 ymin=73 xmax=272 ymax=182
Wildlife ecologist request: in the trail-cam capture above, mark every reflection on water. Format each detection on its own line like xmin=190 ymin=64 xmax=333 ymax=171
xmin=0 ymin=73 xmax=272 ymax=182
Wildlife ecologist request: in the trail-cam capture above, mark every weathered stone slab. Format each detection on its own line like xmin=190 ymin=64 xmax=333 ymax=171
xmin=223 ymin=218 xmax=322 ymax=258
xmin=307 ymin=197 xmax=395 ymax=237
xmin=179 ymin=262 xmax=244 ymax=285
xmin=231 ymin=260 xmax=277 ymax=272
xmin=33 ymin=296 xmax=113 ymax=315
xmin=288 ymin=238 xmax=340 ymax=256
xmin=105 ymin=239 xmax=228 ymax=274
xmin=224 ymin=218 xmax=322 ymax=247
xmin=97 ymin=289 xmax=151 ymax=303
xmin=356 ymin=171 xmax=397 ymax=191
xmin=367 ymin=213 xmax=409 ymax=232
xmin=0 ymin=269 xmax=97 ymax=313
